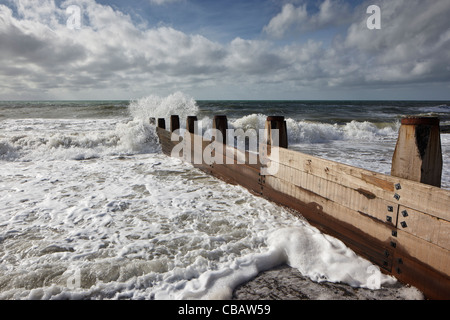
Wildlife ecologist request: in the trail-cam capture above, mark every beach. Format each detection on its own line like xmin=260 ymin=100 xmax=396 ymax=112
xmin=0 ymin=96 xmax=448 ymax=300
xmin=232 ymin=265 xmax=423 ymax=300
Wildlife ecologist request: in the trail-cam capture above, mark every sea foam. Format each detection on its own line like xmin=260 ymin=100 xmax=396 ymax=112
xmin=129 ymin=92 xmax=199 ymax=124
xmin=0 ymin=95 xmax=433 ymax=301
xmin=227 ymin=113 xmax=399 ymax=145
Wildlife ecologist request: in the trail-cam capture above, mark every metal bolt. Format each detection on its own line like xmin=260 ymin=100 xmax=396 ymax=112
xmin=402 ymin=210 xmax=408 ymax=217
xmin=395 ymin=183 xmax=402 ymax=190
xmin=392 ymin=230 xmax=397 ymax=237
xmin=387 ymin=206 xmax=394 ymax=212
xmin=401 ymin=221 xmax=408 ymax=228
xmin=386 ymin=216 xmax=392 ymax=222
xmin=394 ymin=194 xmax=401 ymax=201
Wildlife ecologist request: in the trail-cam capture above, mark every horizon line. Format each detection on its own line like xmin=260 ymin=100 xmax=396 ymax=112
xmin=1 ymin=99 xmax=449 ymax=102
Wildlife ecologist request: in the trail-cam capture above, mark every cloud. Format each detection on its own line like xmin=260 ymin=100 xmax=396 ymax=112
xmin=264 ymin=0 xmax=352 ymax=38
xmin=344 ymin=0 xmax=450 ymax=84
xmin=148 ymin=0 xmax=184 ymax=5
xmin=263 ymin=3 xmax=308 ymax=39
xmin=225 ymin=38 xmax=289 ymax=75
xmin=0 ymin=0 xmax=449 ymax=100
xmin=261 ymin=0 xmax=450 ymax=89
xmin=0 ymin=0 xmax=227 ymax=99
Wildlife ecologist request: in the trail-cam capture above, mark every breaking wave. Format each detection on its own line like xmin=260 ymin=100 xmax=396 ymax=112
xmin=228 ymin=113 xmax=400 ymax=144
xmin=129 ymin=91 xmax=199 ymax=124
xmin=0 ymin=92 xmax=200 ymax=161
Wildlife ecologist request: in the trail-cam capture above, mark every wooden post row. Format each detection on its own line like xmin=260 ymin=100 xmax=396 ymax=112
xmin=155 ymin=114 xmax=448 ymax=299
xmin=157 ymin=114 xmax=443 ymax=189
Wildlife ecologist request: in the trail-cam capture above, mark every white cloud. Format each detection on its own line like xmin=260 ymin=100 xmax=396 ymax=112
xmin=263 ymin=0 xmax=450 ymax=89
xmin=148 ymin=0 xmax=184 ymax=5
xmin=264 ymin=0 xmax=352 ymax=38
xmin=0 ymin=0 xmax=227 ymax=99
xmin=344 ymin=0 xmax=450 ymax=84
xmin=0 ymin=0 xmax=449 ymax=100
xmin=263 ymin=3 xmax=308 ymax=39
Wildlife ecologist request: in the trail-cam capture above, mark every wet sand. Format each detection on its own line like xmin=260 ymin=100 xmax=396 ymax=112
xmin=232 ymin=265 xmax=424 ymax=300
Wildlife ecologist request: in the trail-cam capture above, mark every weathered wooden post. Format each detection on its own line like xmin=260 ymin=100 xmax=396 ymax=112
xmin=157 ymin=118 xmax=166 ymax=130
xmin=170 ymin=115 xmax=180 ymax=133
xmin=186 ymin=116 xmax=202 ymax=164
xmin=391 ymin=116 xmax=443 ymax=188
xmin=265 ymin=116 xmax=288 ymax=148
xmin=213 ymin=115 xmax=228 ymax=145
xmin=186 ymin=116 xmax=198 ymax=134
xmin=169 ymin=116 xmax=180 ymax=132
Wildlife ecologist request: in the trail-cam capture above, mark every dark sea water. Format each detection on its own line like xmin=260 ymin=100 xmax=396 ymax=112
xmin=0 ymin=95 xmax=447 ymax=300
xmin=1 ymin=99 xmax=449 ymax=124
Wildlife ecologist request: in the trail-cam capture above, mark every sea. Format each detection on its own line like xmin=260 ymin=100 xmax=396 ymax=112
xmin=0 ymin=92 xmax=448 ymax=300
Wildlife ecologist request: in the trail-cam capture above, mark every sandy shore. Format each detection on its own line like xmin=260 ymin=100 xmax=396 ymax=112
xmin=232 ymin=265 xmax=424 ymax=300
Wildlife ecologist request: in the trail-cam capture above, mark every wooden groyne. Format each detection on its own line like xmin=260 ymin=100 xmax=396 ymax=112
xmin=155 ymin=114 xmax=450 ymax=300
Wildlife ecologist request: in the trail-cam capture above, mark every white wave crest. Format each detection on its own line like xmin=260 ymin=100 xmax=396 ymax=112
xmin=0 ymin=119 xmax=161 ymax=161
xmin=129 ymin=91 xmax=199 ymax=124
xmin=227 ymin=113 xmax=399 ymax=144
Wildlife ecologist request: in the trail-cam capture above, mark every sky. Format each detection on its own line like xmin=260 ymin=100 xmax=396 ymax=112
xmin=0 ymin=0 xmax=449 ymax=101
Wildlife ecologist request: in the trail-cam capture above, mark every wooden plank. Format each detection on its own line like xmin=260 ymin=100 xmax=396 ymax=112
xmin=264 ymin=176 xmax=395 ymax=249
xmin=157 ymin=127 xmax=176 ymax=156
xmin=269 ymin=162 xmax=399 ymax=227
xmin=158 ymin=134 xmax=175 ymax=147
xmin=262 ymin=177 xmax=394 ymax=271
xmin=397 ymin=206 xmax=450 ymax=249
xmin=215 ymin=144 xmax=261 ymax=170
xmin=158 ymin=137 xmax=176 ymax=156
xmin=210 ymin=163 xmax=262 ymax=196
xmin=395 ymin=229 xmax=450 ymax=276
xmin=392 ymin=251 xmax=450 ymax=300
xmin=156 ymin=127 xmax=172 ymax=137
xmin=266 ymin=146 xmax=395 ymax=195
xmin=395 ymin=182 xmax=450 ymax=222
xmin=179 ymin=132 xmax=262 ymax=171
xmin=268 ymin=146 xmax=450 ymax=222
xmin=263 ymin=175 xmax=450 ymax=299
xmin=206 ymin=141 xmax=263 ymax=195
xmin=264 ymin=175 xmax=396 ymax=243
xmin=164 ymin=132 xmax=260 ymax=181
xmin=156 ymin=129 xmax=450 ymax=299
xmin=183 ymin=132 xmax=211 ymax=165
